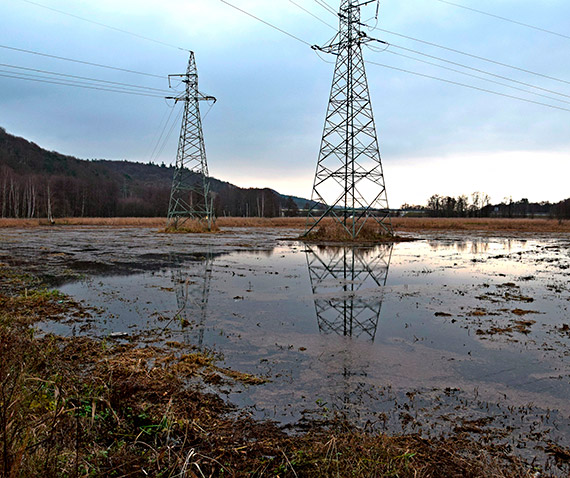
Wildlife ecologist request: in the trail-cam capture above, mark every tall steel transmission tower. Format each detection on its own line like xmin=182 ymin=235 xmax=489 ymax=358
xmin=305 ymin=0 xmax=392 ymax=239
xmin=166 ymin=52 xmax=216 ymax=230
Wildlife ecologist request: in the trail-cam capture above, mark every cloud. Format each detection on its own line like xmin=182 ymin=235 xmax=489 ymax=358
xmin=385 ymin=150 xmax=570 ymax=207
xmin=2 ymin=0 xmax=569 ymax=206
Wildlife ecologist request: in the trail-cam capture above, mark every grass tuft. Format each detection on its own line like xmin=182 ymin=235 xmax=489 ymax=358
xmin=160 ymin=218 xmax=220 ymax=234
xmin=302 ymin=220 xmax=412 ymax=244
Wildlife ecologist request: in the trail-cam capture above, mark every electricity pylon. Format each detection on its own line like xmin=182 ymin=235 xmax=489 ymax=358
xmin=166 ymin=52 xmax=216 ymax=230
xmin=305 ymin=0 xmax=392 ymax=239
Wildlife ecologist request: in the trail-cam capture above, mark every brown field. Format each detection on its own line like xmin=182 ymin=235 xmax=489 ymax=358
xmin=0 ymin=216 xmax=568 ymax=233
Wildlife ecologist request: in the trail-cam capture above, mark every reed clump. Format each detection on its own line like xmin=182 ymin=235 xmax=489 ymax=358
xmin=160 ymin=219 xmax=220 ymax=234
xmin=303 ymin=221 xmax=405 ymax=243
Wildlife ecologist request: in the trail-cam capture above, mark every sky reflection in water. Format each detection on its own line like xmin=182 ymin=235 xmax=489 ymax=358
xmin=59 ymin=236 xmax=570 ymax=467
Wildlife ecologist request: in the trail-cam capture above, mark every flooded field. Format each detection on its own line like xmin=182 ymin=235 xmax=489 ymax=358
xmin=1 ymin=227 xmax=569 ymax=474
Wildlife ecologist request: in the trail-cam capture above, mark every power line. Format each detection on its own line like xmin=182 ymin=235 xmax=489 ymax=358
xmin=367 ymin=46 xmax=570 ymax=106
xmin=218 ymin=0 xmax=311 ymax=46
xmin=291 ymin=0 xmax=570 ymax=102
xmin=364 ymin=59 xmax=570 ymax=113
xmin=149 ymin=105 xmax=178 ymax=163
xmin=0 ymin=72 xmax=165 ymax=98
xmin=0 ymin=44 xmax=165 ymax=79
xmin=146 ymin=103 xmax=176 ymax=162
xmin=286 ymin=0 xmax=338 ymax=63
xmin=0 ymin=63 xmax=171 ymax=94
xmin=313 ymin=0 xmax=337 ymax=17
xmin=433 ymin=0 xmax=570 ymax=41
xmin=18 ymin=0 xmax=189 ymax=52
xmin=372 ymin=27 xmax=570 ymax=87
xmin=302 ymin=3 xmax=570 ymax=89
xmin=201 ymin=101 xmax=216 ymax=121
xmin=150 ymin=98 xmax=215 ymax=165
xmin=0 ymin=69 xmax=166 ymax=97
xmin=289 ymin=0 xmax=336 ymax=30
xmin=150 ymin=98 xmax=214 ymax=164
xmin=370 ymin=41 xmax=570 ymax=100
xmin=153 ymin=107 xmax=184 ymax=163
xmin=291 ymin=1 xmax=570 ymax=102
xmin=219 ymin=0 xmax=570 ymax=114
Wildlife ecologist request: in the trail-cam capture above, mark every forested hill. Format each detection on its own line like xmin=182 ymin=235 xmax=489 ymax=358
xmin=0 ymin=127 xmax=310 ymax=218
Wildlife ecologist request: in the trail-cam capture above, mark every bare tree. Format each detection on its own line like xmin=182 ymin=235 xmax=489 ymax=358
xmin=9 ymin=176 xmax=20 ymax=218
xmin=46 ymin=181 xmax=54 ymax=223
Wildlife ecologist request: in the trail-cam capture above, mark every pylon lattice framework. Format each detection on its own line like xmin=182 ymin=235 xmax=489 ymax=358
xmin=167 ymin=52 xmax=216 ymax=229
xmin=305 ymin=0 xmax=392 ymax=239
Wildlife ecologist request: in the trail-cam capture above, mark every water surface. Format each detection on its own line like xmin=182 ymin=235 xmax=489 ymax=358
xmin=54 ymin=233 xmax=570 ymax=470
xmin=2 ymin=227 xmax=567 ymax=472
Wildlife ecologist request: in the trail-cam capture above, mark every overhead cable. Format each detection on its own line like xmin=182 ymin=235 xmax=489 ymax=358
xmin=149 ymin=105 xmax=178 ymax=163
xmin=371 ymin=41 xmax=570 ymax=100
xmin=372 ymin=27 xmax=570 ymax=86
xmin=0 ymin=63 xmax=170 ymax=94
xmin=0 ymin=44 xmax=165 ymax=79
xmin=147 ymin=103 xmax=176 ymax=162
xmin=289 ymin=0 xmax=336 ymax=30
xmin=433 ymin=0 xmax=570 ymax=41
xmin=292 ymin=1 xmax=570 ymax=101
xmin=18 ymin=0 xmax=189 ymax=52
xmin=220 ymin=0 xmax=570 ymax=113
xmin=365 ymin=59 xmax=570 ymax=113
xmin=0 ymin=72 xmax=165 ymax=98
xmin=313 ymin=0 xmax=337 ymax=17
xmin=368 ymin=46 xmax=570 ymax=105
xmin=218 ymin=0 xmax=311 ymax=46
xmin=152 ymin=107 xmax=184 ymax=162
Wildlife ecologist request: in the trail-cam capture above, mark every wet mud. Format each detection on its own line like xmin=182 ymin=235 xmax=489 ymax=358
xmin=0 ymin=226 xmax=568 ymax=475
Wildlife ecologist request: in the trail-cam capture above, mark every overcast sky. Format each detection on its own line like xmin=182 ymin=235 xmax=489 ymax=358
xmin=1 ymin=0 xmax=569 ymax=207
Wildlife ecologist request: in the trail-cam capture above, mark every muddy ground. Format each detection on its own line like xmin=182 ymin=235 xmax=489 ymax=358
xmin=0 ymin=225 xmax=569 ymax=477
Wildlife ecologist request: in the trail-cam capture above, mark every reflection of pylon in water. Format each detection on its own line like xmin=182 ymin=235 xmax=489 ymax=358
xmin=306 ymin=244 xmax=392 ymax=341
xmin=307 ymin=244 xmax=393 ymax=423
xmin=171 ymin=253 xmax=213 ymax=348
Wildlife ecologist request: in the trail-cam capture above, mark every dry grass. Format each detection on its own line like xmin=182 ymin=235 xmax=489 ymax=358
xmin=1 ymin=330 xmax=540 ymax=477
xmin=0 ymin=217 xmax=307 ymax=229
xmin=217 ymin=217 xmax=306 ymax=228
xmin=303 ymin=220 xmax=399 ymax=243
xmin=160 ymin=218 xmax=220 ymax=234
xmin=391 ymin=217 xmax=570 ymax=233
xmin=0 ymin=216 xmax=568 ymax=233
xmin=0 ymin=217 xmax=165 ymax=228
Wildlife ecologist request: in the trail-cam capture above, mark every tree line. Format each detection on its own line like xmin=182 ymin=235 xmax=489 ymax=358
xmin=0 ymin=127 xmax=300 ymax=219
xmin=1 ymin=128 xmax=567 ymax=221
xmin=402 ymin=192 xmax=570 ymax=220
xmin=0 ymin=165 xmax=295 ymax=219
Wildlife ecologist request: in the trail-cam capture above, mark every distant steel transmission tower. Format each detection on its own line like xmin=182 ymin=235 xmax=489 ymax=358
xmin=166 ymin=52 xmax=216 ymax=230
xmin=305 ymin=0 xmax=392 ymax=239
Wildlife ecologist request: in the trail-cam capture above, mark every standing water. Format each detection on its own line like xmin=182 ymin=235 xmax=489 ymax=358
xmin=1 ymin=227 xmax=567 ymax=472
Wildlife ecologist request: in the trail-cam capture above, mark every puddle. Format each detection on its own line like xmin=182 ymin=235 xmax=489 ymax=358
xmin=1 ymin=227 xmax=569 ymax=473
